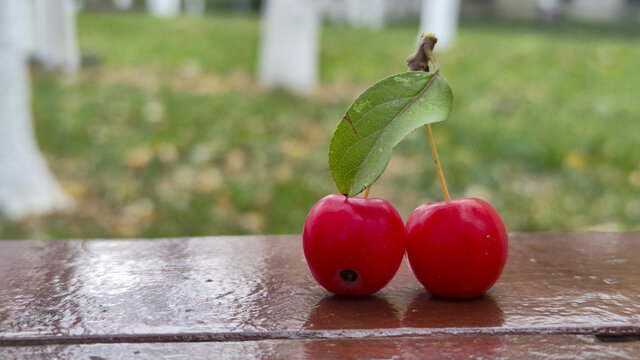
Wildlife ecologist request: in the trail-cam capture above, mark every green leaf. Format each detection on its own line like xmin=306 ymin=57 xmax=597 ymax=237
xmin=329 ymin=71 xmax=453 ymax=196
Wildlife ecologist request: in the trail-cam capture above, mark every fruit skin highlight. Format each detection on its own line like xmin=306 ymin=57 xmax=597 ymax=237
xmin=303 ymin=194 xmax=406 ymax=296
xmin=406 ymin=198 xmax=508 ymax=299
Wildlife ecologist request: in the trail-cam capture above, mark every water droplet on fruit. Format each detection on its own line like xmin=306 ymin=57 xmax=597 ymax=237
xmin=340 ymin=270 xmax=358 ymax=282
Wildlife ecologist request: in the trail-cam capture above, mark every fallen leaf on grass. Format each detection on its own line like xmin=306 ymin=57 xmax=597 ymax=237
xmin=157 ymin=143 xmax=179 ymax=164
xmin=125 ymin=147 xmax=153 ymax=169
xmin=194 ymin=168 xmax=223 ymax=194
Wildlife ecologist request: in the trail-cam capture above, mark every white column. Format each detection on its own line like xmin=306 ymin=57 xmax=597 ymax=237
xmin=419 ymin=0 xmax=461 ymax=51
xmin=258 ymin=0 xmax=320 ymax=95
xmin=0 ymin=0 xmax=74 ymax=220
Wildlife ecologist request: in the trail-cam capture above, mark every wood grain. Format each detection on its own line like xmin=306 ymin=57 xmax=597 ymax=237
xmin=0 ymin=232 xmax=638 ymax=357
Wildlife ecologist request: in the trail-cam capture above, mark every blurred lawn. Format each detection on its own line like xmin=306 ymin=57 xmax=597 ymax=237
xmin=1 ymin=14 xmax=639 ymax=239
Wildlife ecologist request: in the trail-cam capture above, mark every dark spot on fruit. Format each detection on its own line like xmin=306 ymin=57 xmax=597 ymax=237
xmin=340 ymin=270 xmax=358 ymax=282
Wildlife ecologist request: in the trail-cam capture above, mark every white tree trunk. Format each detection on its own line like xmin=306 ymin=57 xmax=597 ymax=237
xmin=113 ymin=0 xmax=135 ymax=11
xmin=14 ymin=0 xmax=36 ymax=55
xmin=32 ymin=0 xmax=80 ymax=74
xmin=419 ymin=0 xmax=460 ymax=51
xmin=184 ymin=0 xmax=206 ymax=16
xmin=346 ymin=0 xmax=385 ymax=29
xmin=147 ymin=0 xmax=181 ymax=18
xmin=0 ymin=0 xmax=74 ymax=220
xmin=258 ymin=0 xmax=320 ymax=95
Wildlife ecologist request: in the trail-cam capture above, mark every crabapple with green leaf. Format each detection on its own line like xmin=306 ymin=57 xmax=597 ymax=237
xmin=302 ymin=194 xmax=406 ymax=296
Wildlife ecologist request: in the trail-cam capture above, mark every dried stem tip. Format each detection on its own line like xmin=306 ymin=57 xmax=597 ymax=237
xmin=407 ymin=33 xmax=439 ymax=73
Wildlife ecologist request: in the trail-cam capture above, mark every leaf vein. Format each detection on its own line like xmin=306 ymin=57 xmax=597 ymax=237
xmin=345 ymin=74 xmax=440 ymax=194
xmin=336 ymin=98 xmax=413 ymax=182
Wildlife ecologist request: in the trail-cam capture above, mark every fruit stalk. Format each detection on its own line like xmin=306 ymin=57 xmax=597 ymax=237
xmin=407 ymin=34 xmax=451 ymax=201
xmin=364 ymin=186 xmax=371 ymax=198
xmin=426 ymin=124 xmax=451 ymax=201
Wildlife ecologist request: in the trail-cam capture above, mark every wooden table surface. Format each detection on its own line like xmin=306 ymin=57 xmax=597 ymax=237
xmin=0 ymin=232 xmax=639 ymax=359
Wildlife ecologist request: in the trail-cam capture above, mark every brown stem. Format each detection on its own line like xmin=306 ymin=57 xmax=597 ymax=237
xmin=363 ymin=186 xmax=371 ymax=199
xmin=407 ymin=33 xmax=439 ymax=74
xmin=408 ymin=33 xmax=451 ymax=201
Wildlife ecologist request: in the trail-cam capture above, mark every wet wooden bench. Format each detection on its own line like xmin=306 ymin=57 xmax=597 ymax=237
xmin=1 ymin=232 xmax=639 ymax=358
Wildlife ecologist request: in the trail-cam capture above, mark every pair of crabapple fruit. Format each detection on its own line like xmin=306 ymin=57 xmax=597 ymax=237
xmin=302 ymin=194 xmax=508 ymax=298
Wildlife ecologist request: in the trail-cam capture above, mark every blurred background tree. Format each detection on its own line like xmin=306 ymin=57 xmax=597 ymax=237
xmin=0 ymin=0 xmax=76 ymax=220
xmin=0 ymin=0 xmax=639 ymax=239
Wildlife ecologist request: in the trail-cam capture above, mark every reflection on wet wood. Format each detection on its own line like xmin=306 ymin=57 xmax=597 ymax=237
xmin=0 ymin=232 xmax=639 ymax=357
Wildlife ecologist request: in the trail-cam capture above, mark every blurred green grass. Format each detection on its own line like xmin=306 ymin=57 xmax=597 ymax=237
xmin=1 ymin=13 xmax=639 ymax=239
